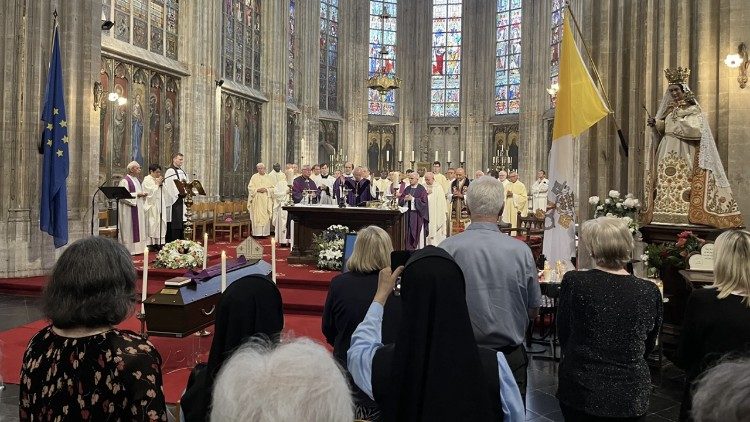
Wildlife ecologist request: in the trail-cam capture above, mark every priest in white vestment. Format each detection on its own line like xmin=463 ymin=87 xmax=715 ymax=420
xmin=142 ymin=164 xmax=167 ymax=247
xmin=432 ymin=162 xmax=451 ymax=198
xmin=247 ymin=163 xmax=275 ymax=237
xmin=502 ymin=171 xmax=529 ymax=229
xmin=268 ymin=163 xmax=286 ymax=185
xmin=530 ymin=170 xmax=549 ymax=213
xmin=425 ymin=172 xmax=447 ymax=246
xmin=118 ymin=161 xmax=147 ymax=254
xmin=272 ymin=179 xmax=291 ymax=245
xmin=163 ymin=153 xmax=188 ymax=242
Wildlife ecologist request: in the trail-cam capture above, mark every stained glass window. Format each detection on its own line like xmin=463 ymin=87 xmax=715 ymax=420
xmin=222 ymin=0 xmax=262 ymax=89
xmin=368 ymin=0 xmax=397 ymax=116
xmin=320 ymin=0 xmax=339 ymax=111
xmin=103 ymin=0 xmax=178 ymax=59
xmin=288 ymin=0 xmax=296 ymax=102
xmin=430 ymin=0 xmax=462 ymax=118
xmin=550 ymin=0 xmax=564 ymax=108
xmin=494 ymin=0 xmax=522 ymax=115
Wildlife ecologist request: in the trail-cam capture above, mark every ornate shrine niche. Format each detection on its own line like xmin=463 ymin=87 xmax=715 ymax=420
xmin=492 ymin=124 xmax=520 ymax=172
xmin=318 ymin=120 xmax=339 ymax=165
xmin=220 ymin=94 xmax=262 ymax=200
xmin=367 ymin=125 xmax=397 ymax=173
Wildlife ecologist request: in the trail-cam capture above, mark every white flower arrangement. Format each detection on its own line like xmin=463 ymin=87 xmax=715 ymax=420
xmin=154 ymin=239 xmax=205 ymax=269
xmin=589 ymin=191 xmax=641 ymax=236
xmin=312 ymin=225 xmax=350 ymax=271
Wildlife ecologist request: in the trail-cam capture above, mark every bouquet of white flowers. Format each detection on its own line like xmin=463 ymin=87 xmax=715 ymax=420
xmin=312 ymin=225 xmax=350 ymax=271
xmin=154 ymin=239 xmax=205 ymax=269
xmin=589 ymin=190 xmax=641 ymax=235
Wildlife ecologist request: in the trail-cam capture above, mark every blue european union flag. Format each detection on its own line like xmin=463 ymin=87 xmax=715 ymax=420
xmin=40 ymin=27 xmax=69 ymax=248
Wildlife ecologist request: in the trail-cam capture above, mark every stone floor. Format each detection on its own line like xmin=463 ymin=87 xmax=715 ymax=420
xmin=0 ymin=293 xmax=685 ymax=421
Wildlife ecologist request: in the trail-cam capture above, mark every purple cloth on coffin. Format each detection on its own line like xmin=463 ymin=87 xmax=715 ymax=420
xmin=185 ymin=256 xmax=248 ymax=282
xmin=398 ymin=184 xmax=429 ymax=250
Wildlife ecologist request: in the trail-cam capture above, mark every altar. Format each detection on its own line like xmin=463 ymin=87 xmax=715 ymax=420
xmin=283 ymin=205 xmax=406 ymax=264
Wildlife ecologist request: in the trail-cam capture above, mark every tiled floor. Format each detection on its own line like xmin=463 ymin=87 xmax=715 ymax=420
xmin=0 ymin=293 xmax=685 ymax=421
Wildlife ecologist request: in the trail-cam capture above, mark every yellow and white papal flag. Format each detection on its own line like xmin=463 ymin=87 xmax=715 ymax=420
xmin=543 ymin=12 xmax=609 ymax=270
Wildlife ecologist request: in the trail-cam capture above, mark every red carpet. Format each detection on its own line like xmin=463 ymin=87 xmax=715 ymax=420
xmin=0 ymin=235 xmax=338 ymax=404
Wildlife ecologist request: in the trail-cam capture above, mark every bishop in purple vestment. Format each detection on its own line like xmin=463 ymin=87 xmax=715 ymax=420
xmin=398 ymin=172 xmax=429 ymax=250
xmin=292 ymin=165 xmax=320 ymax=204
xmin=334 ymin=167 xmax=373 ymax=206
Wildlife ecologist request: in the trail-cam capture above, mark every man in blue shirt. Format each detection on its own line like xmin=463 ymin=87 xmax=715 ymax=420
xmin=440 ymin=175 xmax=542 ymax=402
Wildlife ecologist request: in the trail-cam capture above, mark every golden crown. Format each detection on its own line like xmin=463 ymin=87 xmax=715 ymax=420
xmin=664 ymin=67 xmax=690 ymax=84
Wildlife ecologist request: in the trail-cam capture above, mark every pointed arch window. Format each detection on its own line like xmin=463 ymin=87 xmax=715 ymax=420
xmin=368 ymin=0 xmax=398 ymax=116
xmin=222 ymin=0 xmax=262 ymax=89
xmin=430 ymin=0 xmax=462 ymax=118
xmin=320 ymin=0 xmax=339 ymax=111
xmin=494 ymin=0 xmax=522 ymax=115
xmin=550 ymin=0 xmax=564 ymax=108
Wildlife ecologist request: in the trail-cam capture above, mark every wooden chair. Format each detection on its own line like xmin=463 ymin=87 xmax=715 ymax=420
xmin=213 ymin=202 xmax=245 ymax=242
xmin=499 ymin=211 xmax=545 ymax=262
xmin=233 ymin=201 xmax=251 ymax=237
xmin=190 ymin=202 xmax=213 ymax=241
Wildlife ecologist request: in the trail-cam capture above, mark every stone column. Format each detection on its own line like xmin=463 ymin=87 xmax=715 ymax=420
xmin=296 ymin=0 xmax=321 ymax=164
xmin=339 ymin=0 xmax=369 ymax=167
xmin=261 ymin=0 xmax=290 ymax=166
xmin=0 ymin=0 xmax=101 ymax=276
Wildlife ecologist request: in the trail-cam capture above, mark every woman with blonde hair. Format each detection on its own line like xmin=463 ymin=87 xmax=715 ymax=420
xmin=676 ymin=229 xmax=750 ymax=421
xmin=322 ymin=225 xmax=402 ymax=420
xmin=556 ymin=217 xmax=663 ymax=421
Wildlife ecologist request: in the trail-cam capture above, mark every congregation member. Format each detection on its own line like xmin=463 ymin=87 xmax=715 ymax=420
xmin=424 ymin=172 xmax=448 ymax=246
xmin=440 ymin=176 xmax=541 ymax=400
xmin=556 ymin=217 xmax=662 ymax=422
xmin=449 ymin=167 xmax=470 ymax=234
xmin=690 ymin=357 xmax=750 ymax=422
xmin=675 ymin=229 xmax=750 ymax=421
xmin=399 ymin=172 xmax=429 ymax=250
xmin=118 ymin=161 xmax=147 ymax=254
xmin=268 ymin=162 xmax=286 ymax=186
xmin=502 ymin=170 xmax=529 ymax=229
xmin=432 ymin=161 xmax=451 ymax=195
xmin=246 ymin=163 xmax=275 ymax=237
xmin=211 ymin=338 xmax=353 ymax=422
xmin=347 ymin=247 xmax=524 ymax=421
xmin=322 ymin=226 xmax=402 ymax=419
xmin=531 ymin=169 xmax=549 ymax=213
xmin=142 ymin=164 xmax=167 ymax=248
xmin=291 ymin=164 xmax=319 ymax=204
xmin=20 ymin=237 xmax=167 ymax=421
xmin=164 ymin=152 xmax=188 ymax=242
xmin=272 ymin=177 xmax=291 ymax=245
xmin=181 ymin=275 xmax=284 ymax=422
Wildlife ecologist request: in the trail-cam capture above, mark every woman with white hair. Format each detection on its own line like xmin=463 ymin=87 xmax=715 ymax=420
xmin=210 ymin=338 xmax=354 ymax=422
xmin=556 ymin=217 xmax=663 ymax=421
xmin=323 ymin=225 xmax=402 ymax=419
xmin=675 ymin=229 xmax=750 ymax=421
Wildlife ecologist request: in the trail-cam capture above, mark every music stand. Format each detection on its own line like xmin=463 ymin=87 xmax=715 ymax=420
xmin=100 ymin=186 xmax=134 ymax=241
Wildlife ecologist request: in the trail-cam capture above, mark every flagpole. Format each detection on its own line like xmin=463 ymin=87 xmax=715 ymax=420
xmin=564 ymin=2 xmax=629 ymax=157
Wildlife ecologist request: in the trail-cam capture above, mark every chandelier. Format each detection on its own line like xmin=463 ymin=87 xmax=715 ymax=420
xmin=367 ymin=6 xmax=401 ymax=94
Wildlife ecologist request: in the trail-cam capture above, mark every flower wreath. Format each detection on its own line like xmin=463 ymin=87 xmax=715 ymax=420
xmin=311 ymin=225 xmax=350 ymax=271
xmin=154 ymin=239 xmax=205 ymax=269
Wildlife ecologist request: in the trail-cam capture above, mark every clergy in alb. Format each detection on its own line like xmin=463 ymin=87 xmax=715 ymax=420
xmin=142 ymin=164 xmax=167 ymax=247
xmin=502 ymin=171 xmax=528 ymax=228
xmin=272 ymin=178 xmax=290 ymax=245
xmin=247 ymin=163 xmax=275 ymax=237
xmin=450 ymin=168 xmax=471 ymax=234
xmin=399 ymin=172 xmax=429 ymax=250
xmin=163 ymin=153 xmax=188 ymax=242
xmin=644 ymin=67 xmax=743 ymax=228
xmin=530 ymin=170 xmax=549 ymax=213
xmin=432 ymin=161 xmax=451 ymax=196
xmin=424 ymin=172 xmax=447 ymax=246
xmin=292 ymin=165 xmax=319 ymax=204
xmin=118 ymin=161 xmax=147 ymax=254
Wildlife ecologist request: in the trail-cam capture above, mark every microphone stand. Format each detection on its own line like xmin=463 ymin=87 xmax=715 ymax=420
xmin=90 ymin=179 xmax=109 ymax=236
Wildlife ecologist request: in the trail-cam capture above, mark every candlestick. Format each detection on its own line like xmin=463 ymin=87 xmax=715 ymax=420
xmin=448 ymin=151 xmax=451 ymax=162
xmin=434 ymin=150 xmax=438 ymax=162
xmin=398 ymin=150 xmax=403 ymax=161
xmin=386 ymin=150 xmax=390 ymax=161
xmin=411 ymin=150 xmax=415 ymax=162
xmin=141 ymin=247 xmax=149 ymax=314
xmin=202 ymin=232 xmax=208 ymax=269
xmin=221 ymin=251 xmax=227 ymax=292
xmin=460 ymin=150 xmax=465 ymax=162
xmin=271 ymin=237 xmax=277 ymax=284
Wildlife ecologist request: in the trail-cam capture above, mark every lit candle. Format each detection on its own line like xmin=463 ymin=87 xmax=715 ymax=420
xmin=386 ymin=150 xmax=390 ymax=161
xmin=271 ymin=237 xmax=277 ymax=284
xmin=448 ymin=150 xmax=451 ymax=162
xmin=221 ymin=250 xmax=227 ymax=292
xmin=398 ymin=150 xmax=403 ymax=161
xmin=202 ymin=232 xmax=208 ymax=269
xmin=141 ymin=247 xmax=149 ymax=314
xmin=411 ymin=150 xmax=415 ymax=162
xmin=434 ymin=150 xmax=439 ymax=162
xmin=460 ymin=150 xmax=465 ymax=162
